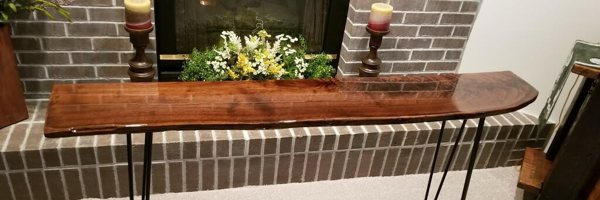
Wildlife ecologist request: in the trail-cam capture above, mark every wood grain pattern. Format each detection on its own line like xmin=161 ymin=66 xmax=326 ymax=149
xmin=572 ymin=64 xmax=600 ymax=80
xmin=0 ymin=24 xmax=28 ymax=129
xmin=44 ymin=71 xmax=537 ymax=138
xmin=518 ymin=147 xmax=552 ymax=193
xmin=589 ymin=179 xmax=600 ymax=200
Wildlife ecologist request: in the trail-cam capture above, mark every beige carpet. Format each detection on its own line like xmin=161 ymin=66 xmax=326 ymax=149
xmin=88 ymin=167 xmax=524 ymax=200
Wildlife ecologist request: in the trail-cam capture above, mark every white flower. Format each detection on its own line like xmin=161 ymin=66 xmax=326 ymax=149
xmin=244 ymin=36 xmax=259 ymax=51
xmin=221 ymin=31 xmax=242 ymax=53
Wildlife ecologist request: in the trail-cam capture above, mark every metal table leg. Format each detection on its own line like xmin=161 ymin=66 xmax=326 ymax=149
xmin=141 ymin=132 xmax=153 ymax=200
xmin=460 ymin=118 xmax=485 ymax=200
xmin=126 ymin=134 xmax=134 ymax=200
xmin=424 ymin=121 xmax=446 ymax=200
xmin=434 ymin=119 xmax=467 ymax=200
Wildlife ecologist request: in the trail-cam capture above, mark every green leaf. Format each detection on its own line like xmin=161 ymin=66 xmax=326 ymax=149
xmin=56 ymin=8 xmax=71 ymax=22
xmin=1 ymin=12 xmax=8 ymax=21
xmin=34 ymin=7 xmax=54 ymax=20
xmin=8 ymin=3 xmax=17 ymax=12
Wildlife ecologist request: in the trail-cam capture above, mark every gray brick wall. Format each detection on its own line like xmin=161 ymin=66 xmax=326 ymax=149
xmin=338 ymin=0 xmax=480 ymax=76
xmin=10 ymin=0 xmax=479 ymax=98
xmin=9 ymin=0 xmax=156 ymax=99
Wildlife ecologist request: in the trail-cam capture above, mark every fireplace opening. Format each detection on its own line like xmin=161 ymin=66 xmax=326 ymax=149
xmin=155 ymin=0 xmax=350 ymax=81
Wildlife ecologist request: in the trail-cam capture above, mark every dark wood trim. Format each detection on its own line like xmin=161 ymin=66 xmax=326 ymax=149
xmin=572 ymin=64 xmax=600 ymax=80
xmin=44 ymin=71 xmax=537 ymax=137
xmin=0 ymin=23 xmax=28 ymax=129
xmin=322 ymin=0 xmax=350 ymax=67
xmin=539 ymin=79 xmax=600 ymax=200
xmin=518 ymin=147 xmax=551 ymax=193
xmin=153 ymin=0 xmax=176 ymax=82
xmin=545 ymin=77 xmax=594 ymax=160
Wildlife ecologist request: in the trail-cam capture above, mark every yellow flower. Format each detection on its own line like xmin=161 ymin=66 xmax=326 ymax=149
xmin=257 ymin=30 xmax=271 ymax=39
xmin=263 ymin=56 xmax=284 ymax=76
xmin=227 ymin=69 xmax=239 ymax=80
xmin=236 ymin=53 xmax=255 ymax=76
xmin=261 ymin=48 xmax=270 ymax=58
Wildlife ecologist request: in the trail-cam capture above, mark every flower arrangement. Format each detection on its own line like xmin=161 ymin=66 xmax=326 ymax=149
xmin=0 ymin=0 xmax=71 ymax=22
xmin=179 ymin=30 xmax=335 ymax=81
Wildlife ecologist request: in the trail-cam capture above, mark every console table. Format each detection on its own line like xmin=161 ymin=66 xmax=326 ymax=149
xmin=44 ymin=71 xmax=537 ymax=200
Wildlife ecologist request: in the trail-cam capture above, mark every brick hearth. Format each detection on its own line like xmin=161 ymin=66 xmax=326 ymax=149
xmin=0 ymin=100 xmax=551 ymax=200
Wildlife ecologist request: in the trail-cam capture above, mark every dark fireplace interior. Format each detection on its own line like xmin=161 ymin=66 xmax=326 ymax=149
xmin=155 ymin=0 xmax=350 ymax=81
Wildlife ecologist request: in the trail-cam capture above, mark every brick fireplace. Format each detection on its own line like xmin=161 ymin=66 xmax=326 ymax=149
xmin=11 ymin=0 xmax=480 ymax=98
xmin=339 ymin=0 xmax=480 ymax=76
xmin=0 ymin=0 xmax=552 ymax=200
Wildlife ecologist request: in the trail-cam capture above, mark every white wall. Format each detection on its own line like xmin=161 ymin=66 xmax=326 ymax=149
xmin=459 ymin=0 xmax=600 ymax=122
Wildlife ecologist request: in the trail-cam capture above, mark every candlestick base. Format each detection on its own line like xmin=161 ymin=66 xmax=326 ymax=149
xmin=125 ymin=25 xmax=155 ymax=82
xmin=360 ymin=27 xmax=390 ymax=77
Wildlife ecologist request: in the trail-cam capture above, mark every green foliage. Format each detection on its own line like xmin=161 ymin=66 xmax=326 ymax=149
xmin=179 ymin=48 xmax=228 ymax=82
xmin=179 ymin=30 xmax=335 ymax=82
xmin=305 ymin=54 xmax=336 ymax=79
xmin=0 ymin=0 xmax=71 ymax=22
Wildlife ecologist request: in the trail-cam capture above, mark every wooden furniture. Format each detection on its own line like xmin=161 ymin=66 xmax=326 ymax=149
xmin=589 ymin=180 xmax=600 ymax=200
xmin=0 ymin=24 xmax=28 ymax=129
xmin=44 ymin=71 xmax=537 ymax=200
xmin=518 ymin=147 xmax=552 ymax=193
xmin=360 ymin=27 xmax=389 ymax=77
xmin=125 ymin=25 xmax=155 ymax=82
xmin=534 ymin=64 xmax=600 ymax=200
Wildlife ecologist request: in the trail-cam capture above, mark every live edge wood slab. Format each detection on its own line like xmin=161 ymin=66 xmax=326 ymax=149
xmin=44 ymin=71 xmax=537 ymax=138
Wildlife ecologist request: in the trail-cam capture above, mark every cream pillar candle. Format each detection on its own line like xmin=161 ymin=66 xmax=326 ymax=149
xmin=124 ymin=0 xmax=152 ymax=29
xmin=367 ymin=3 xmax=393 ymax=32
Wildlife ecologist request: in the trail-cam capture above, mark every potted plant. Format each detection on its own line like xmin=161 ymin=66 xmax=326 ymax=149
xmin=180 ymin=30 xmax=336 ymax=82
xmin=0 ymin=0 xmax=70 ymax=128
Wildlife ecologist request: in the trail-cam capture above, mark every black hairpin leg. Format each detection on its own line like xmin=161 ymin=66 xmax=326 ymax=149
xmin=460 ymin=118 xmax=485 ymax=200
xmin=141 ymin=132 xmax=153 ymax=200
xmin=434 ymin=119 xmax=467 ymax=200
xmin=126 ymin=134 xmax=134 ymax=200
xmin=424 ymin=121 xmax=446 ymax=200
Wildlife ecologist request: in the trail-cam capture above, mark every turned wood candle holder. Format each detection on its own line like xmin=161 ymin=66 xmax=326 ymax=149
xmin=360 ymin=27 xmax=390 ymax=77
xmin=125 ymin=25 xmax=155 ymax=82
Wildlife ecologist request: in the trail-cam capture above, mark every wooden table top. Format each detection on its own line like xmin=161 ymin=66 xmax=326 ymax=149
xmin=44 ymin=71 xmax=538 ymax=138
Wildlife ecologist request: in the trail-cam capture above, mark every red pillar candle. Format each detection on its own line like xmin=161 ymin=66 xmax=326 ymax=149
xmin=124 ymin=0 xmax=152 ymax=29
xmin=367 ymin=3 xmax=394 ymax=32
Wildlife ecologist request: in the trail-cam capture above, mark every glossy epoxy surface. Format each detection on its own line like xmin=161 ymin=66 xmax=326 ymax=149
xmin=44 ymin=71 xmax=537 ymax=137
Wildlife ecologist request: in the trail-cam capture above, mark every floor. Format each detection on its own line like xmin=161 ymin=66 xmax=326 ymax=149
xmin=87 ymin=166 xmax=525 ymax=200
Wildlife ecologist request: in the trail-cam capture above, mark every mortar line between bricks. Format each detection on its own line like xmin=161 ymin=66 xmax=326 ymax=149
xmin=243 ymin=130 xmax=250 ymax=186
xmin=340 ymin=126 xmax=353 ymax=179
xmin=346 ymin=16 xmax=475 ymax=26
xmin=418 ymin=123 xmax=434 ymax=173
xmin=402 ymin=124 xmax=416 ymax=175
xmin=343 ymin=30 xmax=470 ymax=40
xmin=287 ymin=128 xmax=296 ymax=183
xmin=15 ymin=50 xmax=157 ymax=53
xmin=0 ymin=141 xmax=533 ymax=174
xmin=16 ymin=123 xmax=34 ymax=200
xmin=315 ymin=127 xmax=326 ymax=181
xmin=348 ymin=4 xmax=478 ymax=14
xmin=11 ymin=36 xmax=156 ymax=40
xmin=367 ymin=125 xmax=383 ymax=176
xmin=179 ymin=131 xmax=186 ymax=192
xmin=35 ymin=135 xmax=543 ymax=149
xmin=301 ymin=127 xmax=311 ymax=181
xmin=354 ymin=126 xmax=367 ymax=178
xmin=341 ymin=41 xmax=466 ymax=52
xmin=327 ymin=126 xmax=341 ymax=180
